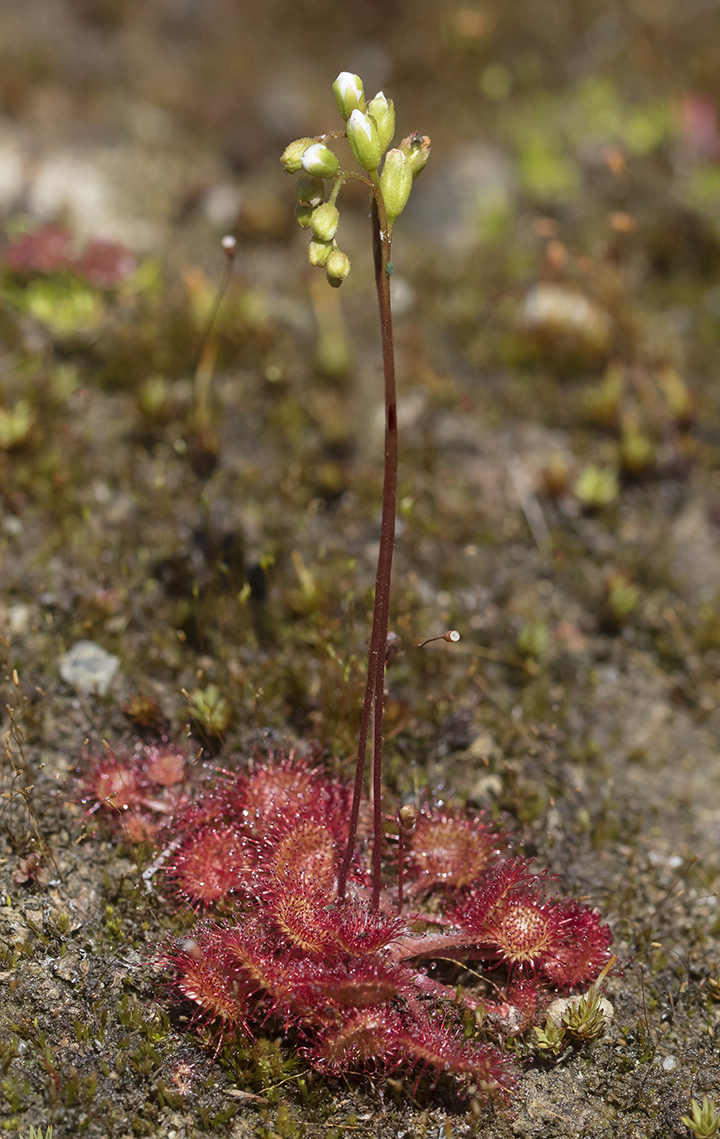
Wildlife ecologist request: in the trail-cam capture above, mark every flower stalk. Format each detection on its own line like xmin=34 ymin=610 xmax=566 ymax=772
xmin=282 ymin=73 xmax=430 ymax=908
xmin=337 ymin=183 xmax=396 ymax=907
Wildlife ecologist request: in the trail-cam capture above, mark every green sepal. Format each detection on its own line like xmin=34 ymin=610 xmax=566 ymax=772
xmin=308 ymin=240 xmax=333 ymax=267
xmin=346 ymin=110 xmax=383 ymax=173
xmin=379 ymin=149 xmax=413 ymax=224
xmin=280 ymin=137 xmax=315 ymax=174
xmin=295 ymin=174 xmax=325 ymax=207
xmin=310 ymin=203 xmax=340 ymax=242
xmin=367 ymin=92 xmax=395 ymax=153
xmin=294 ymin=204 xmax=314 ymax=230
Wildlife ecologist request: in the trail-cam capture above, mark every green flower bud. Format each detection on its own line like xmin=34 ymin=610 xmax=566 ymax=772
xmin=308 ymin=239 xmax=333 ymax=267
xmin=280 ymin=137 xmax=315 ymax=174
xmin=310 ymin=202 xmax=340 ymax=242
xmin=379 ymin=149 xmax=412 ymax=224
xmin=326 ymin=248 xmax=351 ymax=288
xmin=294 ymin=203 xmax=314 ymax=229
xmin=300 ymin=143 xmax=340 ymax=179
xmin=332 ymin=72 xmax=366 ymax=120
xmin=295 ymin=174 xmax=325 ymax=207
xmin=346 ymin=109 xmax=383 ymax=173
xmin=366 ymin=92 xmax=395 ymax=153
xmin=399 ymin=132 xmax=431 ymax=179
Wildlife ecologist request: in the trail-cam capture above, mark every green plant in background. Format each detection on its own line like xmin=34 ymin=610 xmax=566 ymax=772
xmin=516 ymin=621 xmax=549 ymax=660
xmin=532 ymin=1018 xmax=565 ymax=1058
xmin=682 ymin=1097 xmax=720 ymax=1139
xmin=558 ymin=982 xmax=610 ymax=1043
xmin=22 ymin=277 xmax=103 ymax=337
xmin=0 ymin=400 xmax=35 ymax=450
xmin=136 ymin=375 xmax=173 ymax=425
xmin=605 ymin=572 xmax=640 ymax=625
xmin=581 ymin=362 xmax=697 ymax=485
xmin=619 ymin=422 xmax=655 ymax=477
xmin=508 ymin=77 xmax=674 ymax=208
xmin=186 ymin=684 xmax=231 ymax=736
xmin=574 ymin=464 xmax=619 ymax=509
xmin=583 ymin=366 xmax=624 ymax=429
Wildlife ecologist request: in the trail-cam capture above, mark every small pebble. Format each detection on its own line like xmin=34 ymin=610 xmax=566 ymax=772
xmin=59 ymin=640 xmax=120 ymax=695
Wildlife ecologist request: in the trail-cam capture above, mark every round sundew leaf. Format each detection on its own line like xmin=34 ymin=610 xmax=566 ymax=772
xmin=269 ymin=819 xmax=338 ymax=888
xmin=170 ymin=824 xmax=254 ymax=904
xmin=85 ymin=757 xmax=146 ymax=812
xmin=407 ymin=814 xmax=498 ymax=890
xmin=145 ymin=746 xmax=186 ymax=787
xmin=239 ymin=758 xmax=329 ymax=829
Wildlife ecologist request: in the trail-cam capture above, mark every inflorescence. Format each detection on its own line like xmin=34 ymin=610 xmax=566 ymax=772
xmin=280 ymin=70 xmax=430 ymax=287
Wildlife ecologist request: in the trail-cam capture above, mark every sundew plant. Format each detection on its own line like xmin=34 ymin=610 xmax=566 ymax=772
xmin=79 ymin=72 xmax=613 ymax=1104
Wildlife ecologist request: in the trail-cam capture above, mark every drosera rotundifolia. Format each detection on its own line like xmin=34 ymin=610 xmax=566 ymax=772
xmin=76 ymin=71 xmax=614 ymax=1105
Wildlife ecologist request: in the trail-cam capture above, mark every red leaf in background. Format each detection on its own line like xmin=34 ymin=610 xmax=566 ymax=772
xmin=75 ymin=238 xmax=137 ymax=287
xmin=4 ymin=223 xmax=74 ymax=273
xmin=680 ymin=93 xmax=720 ymax=161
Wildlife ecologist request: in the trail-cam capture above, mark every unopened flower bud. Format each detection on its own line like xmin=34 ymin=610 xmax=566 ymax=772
xmin=308 ymin=239 xmax=333 ymax=267
xmin=346 ymin=109 xmax=383 ymax=173
xmin=326 ymin=248 xmax=351 ymax=287
xmin=379 ymin=149 xmax=412 ymax=224
xmin=301 ymin=143 xmax=340 ymax=179
xmin=397 ymin=803 xmax=417 ymax=835
xmin=294 ymin=203 xmax=314 ymax=229
xmin=333 ymin=71 xmax=366 ymax=120
xmin=310 ymin=202 xmax=340 ymax=242
xmin=280 ymin=137 xmax=315 ymax=174
xmin=295 ymin=174 xmax=325 ymax=208
xmin=366 ymin=92 xmax=395 ymax=153
xmin=399 ymin=132 xmax=431 ymax=179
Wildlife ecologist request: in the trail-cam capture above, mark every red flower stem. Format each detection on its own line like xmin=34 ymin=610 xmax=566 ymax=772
xmin=337 ymin=184 xmax=397 ymax=909
xmin=397 ymin=831 xmax=405 ymax=914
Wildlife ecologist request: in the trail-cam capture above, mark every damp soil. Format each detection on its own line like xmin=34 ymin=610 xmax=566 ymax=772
xmin=1 ymin=2 xmax=720 ymax=1137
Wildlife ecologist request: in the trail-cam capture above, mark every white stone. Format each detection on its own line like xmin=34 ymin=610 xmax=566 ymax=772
xmin=521 ymin=283 xmax=612 ymax=342
xmin=59 ymin=640 xmax=120 ymax=696
xmin=0 ymin=133 xmax=24 ymax=209
xmin=30 ymin=154 xmax=110 ymax=234
xmin=8 ymin=603 xmax=31 ymax=635
xmin=203 ymin=184 xmax=243 ymax=229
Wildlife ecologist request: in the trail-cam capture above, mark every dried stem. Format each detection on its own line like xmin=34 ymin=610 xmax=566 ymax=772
xmin=338 ymin=185 xmax=397 ymax=908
